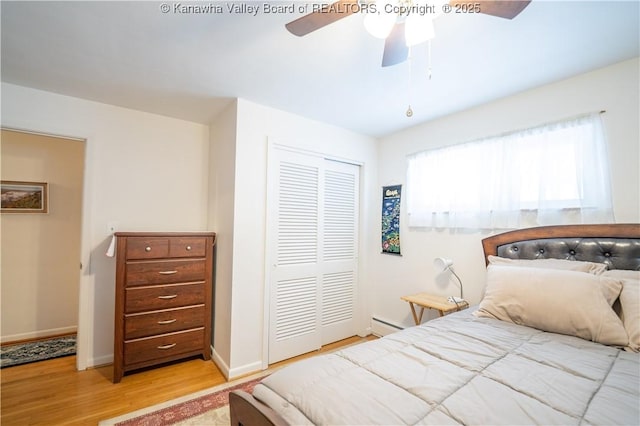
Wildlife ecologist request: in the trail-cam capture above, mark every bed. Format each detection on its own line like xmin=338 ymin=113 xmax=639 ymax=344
xmin=230 ymin=224 xmax=640 ymax=425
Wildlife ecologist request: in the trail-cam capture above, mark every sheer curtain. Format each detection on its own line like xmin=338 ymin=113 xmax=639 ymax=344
xmin=406 ymin=113 xmax=614 ymax=229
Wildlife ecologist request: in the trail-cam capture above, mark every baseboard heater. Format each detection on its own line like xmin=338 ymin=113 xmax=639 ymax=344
xmin=371 ymin=316 xmax=404 ymax=337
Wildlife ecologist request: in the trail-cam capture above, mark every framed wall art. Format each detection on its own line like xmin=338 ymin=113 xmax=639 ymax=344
xmin=1 ymin=181 xmax=49 ymax=213
xmin=381 ymin=184 xmax=401 ymax=255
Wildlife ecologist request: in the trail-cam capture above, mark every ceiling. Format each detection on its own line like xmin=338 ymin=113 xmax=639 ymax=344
xmin=1 ymin=1 xmax=638 ymax=137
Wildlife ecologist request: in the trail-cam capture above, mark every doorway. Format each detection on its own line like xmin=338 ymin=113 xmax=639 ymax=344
xmin=0 ymin=129 xmax=85 ymax=355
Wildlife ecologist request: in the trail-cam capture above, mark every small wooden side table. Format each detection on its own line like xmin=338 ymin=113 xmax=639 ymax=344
xmin=401 ymin=292 xmax=469 ymax=325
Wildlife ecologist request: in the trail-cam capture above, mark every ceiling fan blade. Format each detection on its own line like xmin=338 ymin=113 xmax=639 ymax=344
xmin=382 ymin=22 xmax=409 ymax=67
xmin=450 ymin=0 xmax=531 ymax=19
xmin=285 ymin=0 xmax=360 ymax=36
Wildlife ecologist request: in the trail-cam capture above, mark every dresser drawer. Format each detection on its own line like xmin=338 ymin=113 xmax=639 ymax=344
xmin=125 ymin=259 xmax=206 ymax=286
xmin=125 ymin=236 xmax=208 ymax=260
xmin=124 ymin=328 xmax=204 ymax=366
xmin=169 ymin=237 xmax=207 ymax=258
xmin=126 ymin=237 xmax=170 ymax=260
xmin=125 ymin=305 xmax=205 ymax=339
xmin=125 ymin=282 xmax=205 ymax=313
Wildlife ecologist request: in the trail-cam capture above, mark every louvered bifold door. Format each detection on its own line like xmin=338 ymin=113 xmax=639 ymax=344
xmin=321 ymin=160 xmax=359 ymax=345
xmin=267 ymin=147 xmax=360 ymax=364
xmin=267 ymin=149 xmax=324 ymax=364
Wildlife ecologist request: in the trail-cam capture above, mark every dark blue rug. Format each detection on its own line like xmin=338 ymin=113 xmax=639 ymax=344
xmin=0 ymin=334 xmax=76 ymax=368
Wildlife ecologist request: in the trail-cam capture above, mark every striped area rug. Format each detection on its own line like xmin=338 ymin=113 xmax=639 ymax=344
xmin=0 ymin=334 xmax=76 ymax=368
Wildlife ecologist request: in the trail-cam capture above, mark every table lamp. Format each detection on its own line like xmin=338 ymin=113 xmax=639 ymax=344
xmin=434 ymin=257 xmax=464 ymax=300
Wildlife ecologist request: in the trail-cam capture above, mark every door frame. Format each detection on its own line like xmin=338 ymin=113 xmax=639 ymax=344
xmin=1 ymin=125 xmax=91 ymax=371
xmin=261 ymin=140 xmax=363 ymax=370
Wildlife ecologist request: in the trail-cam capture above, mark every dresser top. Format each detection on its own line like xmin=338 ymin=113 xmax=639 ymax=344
xmin=114 ymin=231 xmax=216 ymax=237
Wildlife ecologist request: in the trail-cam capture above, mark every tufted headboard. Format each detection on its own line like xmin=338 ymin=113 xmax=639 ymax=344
xmin=482 ymin=224 xmax=640 ymax=271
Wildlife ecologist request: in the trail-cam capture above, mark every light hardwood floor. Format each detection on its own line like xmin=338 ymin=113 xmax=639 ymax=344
xmin=1 ymin=335 xmax=375 ymax=425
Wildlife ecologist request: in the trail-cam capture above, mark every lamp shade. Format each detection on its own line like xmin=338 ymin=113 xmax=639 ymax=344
xmin=434 ymin=257 xmax=453 ymax=271
xmin=434 ymin=257 xmax=463 ymax=298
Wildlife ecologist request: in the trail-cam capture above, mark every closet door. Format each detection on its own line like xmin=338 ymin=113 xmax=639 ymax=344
xmin=267 ymin=149 xmax=323 ymax=363
xmin=266 ymin=146 xmax=359 ymax=364
xmin=320 ymin=160 xmax=359 ymax=346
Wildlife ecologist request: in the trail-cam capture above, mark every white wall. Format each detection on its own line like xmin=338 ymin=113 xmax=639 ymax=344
xmin=208 ymin=100 xmax=238 ymax=373
xmin=1 ymin=83 xmax=210 ymax=368
xmin=219 ymin=98 xmax=378 ymax=378
xmin=373 ymin=58 xmax=640 ymax=330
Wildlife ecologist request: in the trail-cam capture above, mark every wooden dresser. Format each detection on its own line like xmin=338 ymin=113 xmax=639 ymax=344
xmin=113 ymin=232 xmax=216 ymax=383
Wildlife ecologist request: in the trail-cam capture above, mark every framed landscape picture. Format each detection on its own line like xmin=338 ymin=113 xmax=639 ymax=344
xmin=1 ymin=181 xmax=48 ymax=213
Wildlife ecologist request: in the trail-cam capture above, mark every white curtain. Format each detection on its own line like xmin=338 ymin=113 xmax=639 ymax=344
xmin=406 ymin=113 xmax=614 ymax=229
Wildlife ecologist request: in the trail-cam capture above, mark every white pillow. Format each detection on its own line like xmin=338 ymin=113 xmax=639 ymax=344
xmin=475 ymin=265 xmax=628 ymax=346
xmin=487 ymin=255 xmax=608 ymax=275
xmin=603 ymin=270 xmax=640 ymax=352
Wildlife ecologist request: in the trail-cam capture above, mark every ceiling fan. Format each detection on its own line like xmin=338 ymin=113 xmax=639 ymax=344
xmin=285 ymin=0 xmax=531 ymax=67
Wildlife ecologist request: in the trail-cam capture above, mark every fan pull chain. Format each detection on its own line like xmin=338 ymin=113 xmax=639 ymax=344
xmin=406 ymin=47 xmax=413 ymax=118
xmin=427 ymin=40 xmax=432 ymax=80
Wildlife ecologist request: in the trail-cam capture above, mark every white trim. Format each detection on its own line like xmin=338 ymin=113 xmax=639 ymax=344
xmin=0 ymin=126 xmax=85 ymax=142
xmin=214 ymin=344 xmax=263 ymax=380
xmin=359 ymin=326 xmax=372 ymax=338
xmin=1 ymin=326 xmax=78 ymax=344
xmin=211 ymin=346 xmax=230 ymax=380
xmin=76 ymin=133 xmax=94 ymax=371
xmin=90 ymin=354 xmax=113 ymax=368
xmin=270 ymin=141 xmax=364 ymax=168
xmin=228 ymin=360 xmax=264 ymax=380
xmin=261 ymin=140 xmax=276 ymax=370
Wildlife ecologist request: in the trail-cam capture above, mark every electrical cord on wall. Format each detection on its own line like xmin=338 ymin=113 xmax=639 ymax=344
xmin=449 ymin=267 xmax=465 ymax=311
xmin=447 ymin=296 xmax=465 ymax=311
xmin=451 ymin=269 xmax=463 ymax=299
xmin=453 ymin=299 xmax=463 ymax=311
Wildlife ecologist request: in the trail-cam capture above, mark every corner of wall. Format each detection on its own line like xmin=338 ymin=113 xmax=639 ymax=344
xmin=208 ymin=99 xmax=239 ymax=372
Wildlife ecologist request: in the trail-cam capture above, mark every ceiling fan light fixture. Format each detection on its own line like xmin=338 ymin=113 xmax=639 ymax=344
xmin=363 ymin=0 xmax=397 ymax=38
xmin=405 ymin=15 xmax=435 ymax=46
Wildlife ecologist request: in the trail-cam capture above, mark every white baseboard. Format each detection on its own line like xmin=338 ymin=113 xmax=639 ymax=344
xmin=1 ymin=326 xmax=78 ymax=344
xmin=211 ymin=346 xmax=230 ymax=380
xmin=90 ymin=354 xmax=114 ymax=368
xmin=371 ymin=317 xmax=404 ymax=337
xmin=228 ymin=360 xmax=263 ymax=380
xmin=211 ymin=345 xmax=264 ymax=381
xmin=358 ymin=326 xmax=372 ymax=337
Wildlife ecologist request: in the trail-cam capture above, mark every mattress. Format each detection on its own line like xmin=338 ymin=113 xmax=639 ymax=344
xmin=252 ymin=308 xmax=640 ymax=425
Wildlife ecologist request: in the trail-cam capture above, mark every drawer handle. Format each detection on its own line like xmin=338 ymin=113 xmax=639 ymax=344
xmin=157 ymin=319 xmax=177 ymax=325
xmin=158 ymin=270 xmax=178 ymax=275
xmin=186 ymin=245 xmax=192 ymax=251
xmin=157 ymin=294 xmax=178 ymax=300
xmin=157 ymin=343 xmax=177 ymax=350
xmin=145 ymin=246 xmax=152 ymax=252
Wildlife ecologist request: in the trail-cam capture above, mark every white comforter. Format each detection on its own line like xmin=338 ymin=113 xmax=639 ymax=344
xmin=253 ymin=309 xmax=640 ymax=425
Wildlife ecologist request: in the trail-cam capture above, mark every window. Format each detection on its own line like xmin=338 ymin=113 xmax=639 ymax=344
xmin=406 ymin=113 xmax=614 ymax=229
